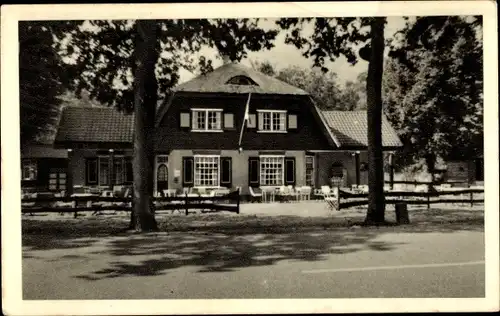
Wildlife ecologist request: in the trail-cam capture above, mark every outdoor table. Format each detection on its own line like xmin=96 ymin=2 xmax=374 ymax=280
xmin=262 ymin=189 xmax=276 ymax=203
xmin=214 ymin=188 xmax=230 ymax=196
xmin=70 ymin=193 xmax=93 ymax=208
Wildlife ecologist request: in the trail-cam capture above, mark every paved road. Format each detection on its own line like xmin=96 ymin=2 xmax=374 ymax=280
xmin=22 ymin=229 xmax=484 ymax=299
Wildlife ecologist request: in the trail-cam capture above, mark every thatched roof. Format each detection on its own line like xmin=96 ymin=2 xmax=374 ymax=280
xmin=173 ymin=63 xmax=309 ymax=95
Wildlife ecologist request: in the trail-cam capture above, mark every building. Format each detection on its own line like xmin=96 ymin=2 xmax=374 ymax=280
xmin=54 ymin=63 xmax=402 ymax=196
xmin=444 ymin=158 xmax=484 ymax=185
xmin=21 ymin=142 xmax=68 ymax=192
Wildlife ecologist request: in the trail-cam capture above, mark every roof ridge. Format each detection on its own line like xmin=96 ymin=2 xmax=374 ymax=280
xmin=172 ymin=62 xmax=309 ymax=95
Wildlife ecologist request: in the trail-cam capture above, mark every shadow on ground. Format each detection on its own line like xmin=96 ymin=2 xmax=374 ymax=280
xmin=22 ymin=206 xmax=483 ymax=280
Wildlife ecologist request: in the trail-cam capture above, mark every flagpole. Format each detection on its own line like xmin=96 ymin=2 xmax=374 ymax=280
xmin=238 ymin=92 xmax=251 ymax=150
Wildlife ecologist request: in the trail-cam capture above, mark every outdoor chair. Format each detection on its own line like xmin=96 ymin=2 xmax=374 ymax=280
xmin=277 ymin=186 xmax=289 ymax=202
xmin=163 ymin=189 xmax=177 ymax=197
xmin=287 ymin=186 xmax=300 ymax=202
xmin=298 ymin=186 xmax=312 ymax=201
xmin=357 ymin=185 xmax=369 ymax=193
xmin=323 ymin=186 xmax=340 ymax=211
xmin=249 ymin=186 xmax=262 ymax=203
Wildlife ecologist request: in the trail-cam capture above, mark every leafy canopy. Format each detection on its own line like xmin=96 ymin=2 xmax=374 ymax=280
xmin=251 ymin=60 xmax=367 ymax=110
xmin=384 ymin=16 xmax=483 ymax=169
xmin=56 ymin=19 xmax=279 ymax=112
xmin=19 ymin=22 xmax=69 ymax=144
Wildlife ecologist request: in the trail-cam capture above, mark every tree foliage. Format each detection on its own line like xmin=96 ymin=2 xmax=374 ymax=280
xmin=341 ymin=71 xmax=367 ymax=110
xmin=19 ymin=22 xmax=69 ymax=144
xmin=384 ymin=16 xmax=483 ymax=173
xmin=56 ymin=19 xmax=279 ymax=112
xmin=252 ymin=60 xmax=367 ymax=110
xmin=252 ymin=60 xmax=343 ymax=109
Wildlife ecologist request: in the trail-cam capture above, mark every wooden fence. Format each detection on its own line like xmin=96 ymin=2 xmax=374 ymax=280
xmin=21 ymin=190 xmax=241 ymax=217
xmin=338 ymin=188 xmax=484 ymax=210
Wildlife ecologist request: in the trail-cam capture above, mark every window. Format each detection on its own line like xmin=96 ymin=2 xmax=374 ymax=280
xmin=99 ymin=157 xmax=109 ymax=186
xmin=260 ymin=156 xmax=284 ymax=186
xmin=21 ymin=160 xmax=37 ymax=181
xmin=305 ymin=156 xmax=315 ymax=187
xmin=194 ymin=156 xmax=220 ymax=187
xmin=112 ymin=158 xmax=126 ymax=185
xmin=86 ymin=156 xmax=131 ymax=186
xmin=49 ymin=168 xmax=66 ymax=191
xmin=157 ymin=165 xmax=168 ymax=181
xmin=226 ymin=75 xmax=257 ymax=86
xmin=86 ymin=158 xmax=98 ymax=184
xmin=258 ymin=110 xmax=286 ymax=132
xmin=192 ymin=109 xmax=222 ymax=131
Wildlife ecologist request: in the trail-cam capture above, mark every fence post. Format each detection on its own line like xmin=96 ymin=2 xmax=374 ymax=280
xmin=427 ymin=192 xmax=430 ymax=209
xmin=470 ymin=191 xmax=474 ymax=207
xmin=236 ymin=188 xmax=240 ymax=214
xmin=185 ymin=193 xmax=189 ymax=216
xmin=73 ymin=196 xmax=78 ymax=218
xmin=336 ymin=185 xmax=341 ymax=211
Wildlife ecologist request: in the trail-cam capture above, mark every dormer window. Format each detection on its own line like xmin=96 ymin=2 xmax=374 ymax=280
xmin=257 ymin=110 xmax=287 ymax=133
xmin=225 ymin=75 xmax=258 ymax=86
xmin=191 ymin=108 xmax=223 ymax=132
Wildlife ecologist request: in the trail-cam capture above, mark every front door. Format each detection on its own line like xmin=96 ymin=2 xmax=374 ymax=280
xmin=155 ymin=155 xmax=168 ymax=195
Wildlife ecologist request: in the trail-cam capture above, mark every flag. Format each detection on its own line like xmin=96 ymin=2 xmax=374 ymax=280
xmin=238 ymin=92 xmax=252 ymax=148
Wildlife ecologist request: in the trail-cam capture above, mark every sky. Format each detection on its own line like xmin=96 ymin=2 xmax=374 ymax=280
xmin=177 ymin=17 xmax=408 ymax=86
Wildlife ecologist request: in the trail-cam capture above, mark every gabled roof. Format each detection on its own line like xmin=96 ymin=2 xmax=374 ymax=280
xmin=172 ymin=63 xmax=309 ymax=95
xmin=320 ymin=111 xmax=403 ymax=148
xmin=55 ymin=107 xmax=134 ymax=144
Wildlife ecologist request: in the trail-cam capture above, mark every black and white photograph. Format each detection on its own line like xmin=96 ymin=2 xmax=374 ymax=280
xmin=1 ymin=1 xmax=498 ymax=315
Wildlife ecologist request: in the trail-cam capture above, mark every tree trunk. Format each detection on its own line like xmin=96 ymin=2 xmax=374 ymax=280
xmin=425 ymin=154 xmax=436 ymax=183
xmin=364 ymin=17 xmax=386 ymax=225
xmin=129 ymin=20 xmax=159 ymax=232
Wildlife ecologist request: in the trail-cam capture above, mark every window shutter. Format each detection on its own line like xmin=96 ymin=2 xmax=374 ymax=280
xmin=86 ymin=158 xmax=98 ymax=185
xmin=180 ymin=112 xmax=190 ymax=128
xmin=247 ymin=113 xmax=256 ymax=128
xmin=285 ymin=157 xmax=296 ymax=186
xmin=224 ymin=113 xmax=234 ymax=129
xmin=288 ymin=114 xmax=298 ymax=130
xmin=248 ymin=157 xmax=260 ymax=187
xmin=257 ymin=112 xmax=264 ymax=130
xmin=182 ymin=156 xmax=194 ymax=187
xmin=220 ymin=157 xmax=232 ymax=188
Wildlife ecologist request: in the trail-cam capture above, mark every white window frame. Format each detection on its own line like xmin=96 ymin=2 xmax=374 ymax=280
xmin=259 ymin=155 xmax=285 ymax=187
xmin=305 ymin=155 xmax=315 ymax=187
xmin=22 ymin=159 xmax=37 ymax=181
xmin=191 ymin=108 xmax=223 ymax=132
xmin=257 ymin=110 xmax=287 ymax=133
xmin=194 ymin=155 xmax=220 ymax=188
